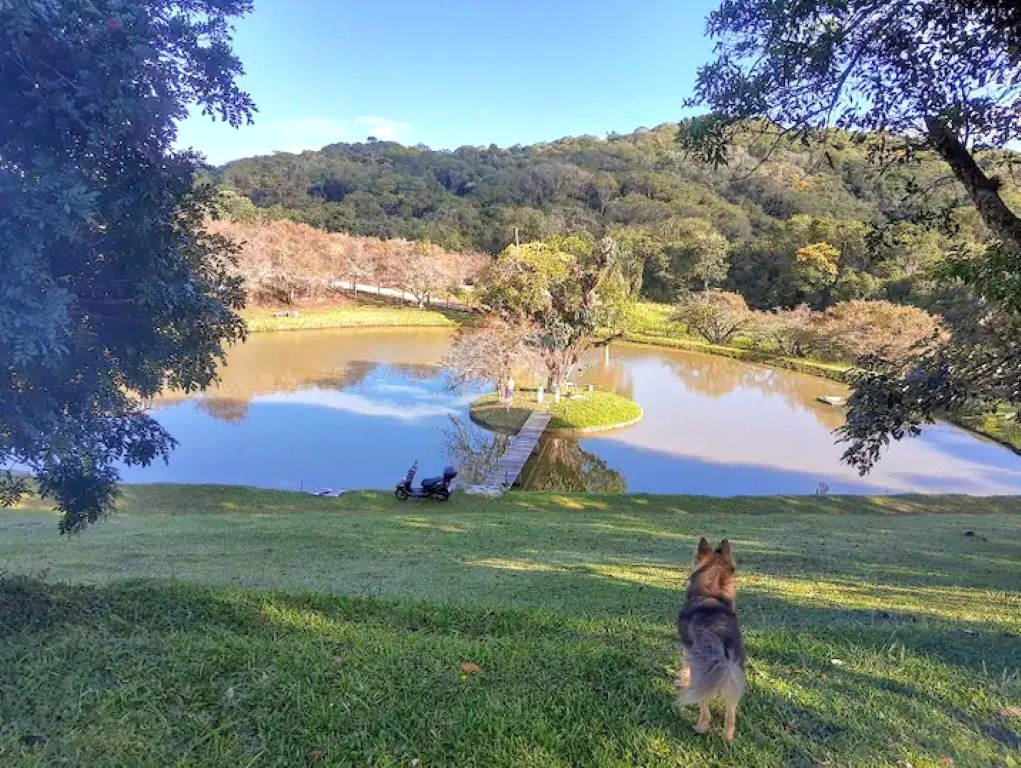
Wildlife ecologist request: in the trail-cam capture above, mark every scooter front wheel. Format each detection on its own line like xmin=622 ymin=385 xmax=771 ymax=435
xmin=395 ymin=487 xmax=409 ymax=500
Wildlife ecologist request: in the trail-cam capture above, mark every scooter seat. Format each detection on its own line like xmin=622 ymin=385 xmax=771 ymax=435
xmin=420 ymin=476 xmax=444 ymax=489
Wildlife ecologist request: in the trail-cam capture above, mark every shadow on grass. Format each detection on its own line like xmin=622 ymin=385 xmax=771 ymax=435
xmin=0 ymin=578 xmax=699 ymax=766
xmin=49 ymin=486 xmax=1021 ymax=519
xmin=745 ymin=594 xmax=1021 ymax=673
xmin=2 ymin=574 xmax=1019 ymax=767
xmin=502 ymin=493 xmax=1021 ymax=517
xmin=830 ymin=665 xmax=1021 ymax=751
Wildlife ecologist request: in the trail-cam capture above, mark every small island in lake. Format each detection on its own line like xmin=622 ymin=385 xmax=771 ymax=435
xmin=469 ymin=388 xmax=644 ymax=434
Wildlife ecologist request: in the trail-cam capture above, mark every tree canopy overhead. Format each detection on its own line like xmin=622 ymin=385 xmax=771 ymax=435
xmin=1 ymin=0 xmax=254 ymax=531
xmin=688 ymin=0 xmax=1021 ymax=246
xmin=689 ymin=0 xmax=1021 ymax=472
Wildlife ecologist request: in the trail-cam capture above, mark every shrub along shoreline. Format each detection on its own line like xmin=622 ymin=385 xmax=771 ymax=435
xmin=623 ymin=331 xmax=850 ymax=382
xmin=241 ymin=299 xmax=1020 ymax=455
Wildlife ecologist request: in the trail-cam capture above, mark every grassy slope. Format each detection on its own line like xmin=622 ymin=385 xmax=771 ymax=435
xmin=3 ymin=487 xmax=1020 ymax=767
xmin=471 ymin=390 xmax=644 ymax=432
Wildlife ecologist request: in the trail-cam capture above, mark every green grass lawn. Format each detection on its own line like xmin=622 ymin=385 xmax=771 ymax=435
xmin=3 ymin=487 xmax=1020 ymax=767
xmin=242 ymin=300 xmax=469 ymax=333
xmin=624 ymin=331 xmax=851 ymax=380
xmin=470 ymin=390 xmax=644 ymax=433
xmin=623 ymin=301 xmax=680 ymax=337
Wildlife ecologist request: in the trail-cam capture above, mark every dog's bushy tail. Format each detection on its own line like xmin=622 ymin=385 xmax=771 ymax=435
xmin=681 ymin=631 xmax=745 ymax=705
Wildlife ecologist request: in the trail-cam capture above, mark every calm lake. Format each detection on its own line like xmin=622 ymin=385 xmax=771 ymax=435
xmin=124 ymin=327 xmax=1021 ymax=495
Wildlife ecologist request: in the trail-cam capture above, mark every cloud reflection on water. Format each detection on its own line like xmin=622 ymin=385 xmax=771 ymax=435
xmin=123 ymin=327 xmax=1021 ymax=495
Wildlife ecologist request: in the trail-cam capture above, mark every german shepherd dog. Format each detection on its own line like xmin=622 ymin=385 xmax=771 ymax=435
xmin=676 ymin=538 xmax=746 ymax=742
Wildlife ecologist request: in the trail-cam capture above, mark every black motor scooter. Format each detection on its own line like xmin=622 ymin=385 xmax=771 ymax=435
xmin=394 ymin=460 xmax=457 ymax=501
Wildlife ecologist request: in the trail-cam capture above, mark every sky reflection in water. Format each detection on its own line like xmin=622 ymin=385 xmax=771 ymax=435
xmin=122 ymin=327 xmax=1021 ymax=495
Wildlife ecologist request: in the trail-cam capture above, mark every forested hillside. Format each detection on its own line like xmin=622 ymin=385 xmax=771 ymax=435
xmin=215 ymin=122 xmax=1020 ymax=310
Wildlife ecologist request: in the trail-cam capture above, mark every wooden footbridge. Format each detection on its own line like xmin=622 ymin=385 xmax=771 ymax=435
xmin=466 ymin=411 xmax=553 ymax=495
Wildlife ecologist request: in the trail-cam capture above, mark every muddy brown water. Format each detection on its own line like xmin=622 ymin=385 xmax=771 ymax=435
xmin=124 ymin=327 xmax=1021 ymax=495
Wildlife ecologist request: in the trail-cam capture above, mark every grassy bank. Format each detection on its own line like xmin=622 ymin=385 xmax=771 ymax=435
xmin=622 ymin=302 xmax=851 ymax=383
xmin=470 ymin=389 xmax=644 ymax=433
xmin=3 ymin=486 xmax=1020 ymax=767
xmin=242 ymin=300 xmax=469 ymax=333
xmin=957 ymin=406 xmax=1021 ymax=453
xmin=624 ymin=331 xmax=851 ymax=382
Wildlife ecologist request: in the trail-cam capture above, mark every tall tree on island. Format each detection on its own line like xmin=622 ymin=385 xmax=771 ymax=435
xmin=689 ymin=0 xmax=1021 ymax=471
xmin=442 ymin=317 xmax=544 ymax=401
xmin=480 ymin=235 xmax=634 ymax=395
xmin=0 ymin=0 xmax=255 ymax=531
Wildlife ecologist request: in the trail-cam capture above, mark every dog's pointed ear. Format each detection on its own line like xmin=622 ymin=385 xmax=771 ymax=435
xmin=696 ymin=537 xmax=712 ymax=559
xmin=717 ymin=539 xmax=733 ymax=560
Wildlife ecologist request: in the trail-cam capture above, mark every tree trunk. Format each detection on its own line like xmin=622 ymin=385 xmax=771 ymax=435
xmin=925 ymin=117 xmax=1021 ymax=247
xmin=545 ymin=348 xmax=579 ymax=394
xmin=546 ymin=361 xmax=567 ymax=393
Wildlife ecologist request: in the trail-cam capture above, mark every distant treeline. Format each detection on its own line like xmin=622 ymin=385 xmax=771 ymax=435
xmin=212 ymin=121 xmax=1020 ymax=312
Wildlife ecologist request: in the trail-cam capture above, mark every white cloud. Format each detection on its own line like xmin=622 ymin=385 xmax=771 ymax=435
xmin=354 ymin=116 xmax=412 ymax=142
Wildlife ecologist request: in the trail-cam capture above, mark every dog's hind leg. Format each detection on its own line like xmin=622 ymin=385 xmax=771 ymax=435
xmin=720 ymin=666 xmax=744 ymax=742
xmin=694 ymin=699 xmax=711 ymax=734
xmin=723 ymin=700 xmax=737 ymax=742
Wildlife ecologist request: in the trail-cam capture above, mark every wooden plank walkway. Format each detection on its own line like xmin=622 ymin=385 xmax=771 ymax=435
xmin=467 ymin=411 xmax=553 ymax=495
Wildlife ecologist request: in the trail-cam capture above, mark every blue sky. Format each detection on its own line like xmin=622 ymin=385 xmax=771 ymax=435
xmin=176 ymin=0 xmax=720 ymax=164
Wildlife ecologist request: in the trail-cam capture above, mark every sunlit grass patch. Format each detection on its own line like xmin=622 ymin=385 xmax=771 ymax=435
xmin=242 ymin=301 xmax=466 ymax=332
xmin=471 ymin=557 xmax=564 ymax=573
xmin=470 ymin=390 xmax=643 ymax=432
xmin=741 ymin=573 xmax=1021 ymax=627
